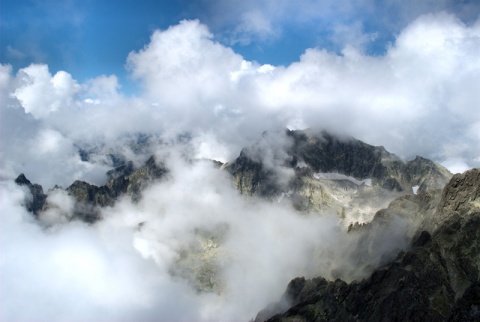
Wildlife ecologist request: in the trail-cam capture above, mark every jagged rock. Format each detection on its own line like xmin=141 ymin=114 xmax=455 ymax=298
xmin=255 ymin=168 xmax=480 ymax=322
xmin=448 ymin=282 xmax=480 ymax=321
xmin=66 ymin=180 xmax=115 ymax=222
xmin=67 ymin=180 xmax=114 ymax=207
xmin=105 ymin=161 xmax=133 ymax=199
xmin=65 ymin=156 xmax=168 ymax=222
xmin=126 ymin=156 xmax=167 ymax=201
xmin=225 ymin=129 xmax=452 ymax=225
xmin=14 ymin=173 xmax=46 ymax=216
xmin=12 ymin=156 xmax=168 ymax=224
xmin=288 ymin=130 xmax=390 ymax=186
xmin=224 ymin=149 xmax=283 ymax=197
xmin=287 ymin=129 xmax=451 ymax=192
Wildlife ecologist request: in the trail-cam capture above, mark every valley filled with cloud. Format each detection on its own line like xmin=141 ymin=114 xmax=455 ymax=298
xmin=1 ymin=1 xmax=479 ymax=321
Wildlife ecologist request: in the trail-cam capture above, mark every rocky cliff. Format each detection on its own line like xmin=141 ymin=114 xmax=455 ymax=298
xmin=255 ymin=168 xmax=480 ymax=322
xmin=225 ymin=129 xmax=452 ymax=225
xmin=16 ymin=155 xmax=167 ymax=223
xmin=14 ymin=173 xmax=47 ymax=216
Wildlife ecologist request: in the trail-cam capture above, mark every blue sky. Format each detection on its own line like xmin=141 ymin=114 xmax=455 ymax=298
xmin=2 ymin=0 xmax=479 ymax=94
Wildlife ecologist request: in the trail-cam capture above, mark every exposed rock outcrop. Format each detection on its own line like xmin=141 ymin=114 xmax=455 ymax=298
xmin=225 ymin=129 xmax=452 ymax=225
xmin=256 ymin=168 xmax=480 ymax=322
xmin=14 ymin=173 xmax=47 ymax=216
xmin=65 ymin=155 xmax=167 ymax=221
xmin=16 ymin=156 xmax=168 ymax=223
xmin=225 ymin=148 xmax=284 ymax=198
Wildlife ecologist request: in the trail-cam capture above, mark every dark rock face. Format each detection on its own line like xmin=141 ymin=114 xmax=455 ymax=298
xmin=256 ymin=168 xmax=480 ymax=322
xmin=225 ymin=129 xmax=452 ymax=223
xmin=66 ymin=180 xmax=114 ymax=222
xmin=286 ymin=129 xmax=451 ymax=192
xmin=125 ymin=156 xmax=168 ymax=201
xmin=14 ymin=173 xmax=46 ymax=216
xmin=288 ymin=130 xmax=388 ymax=183
xmin=66 ymin=156 xmax=167 ymax=222
xmin=225 ymin=149 xmax=284 ymax=197
xmin=16 ymin=156 xmax=168 ymax=223
xmin=226 ymin=130 xmax=451 ymax=198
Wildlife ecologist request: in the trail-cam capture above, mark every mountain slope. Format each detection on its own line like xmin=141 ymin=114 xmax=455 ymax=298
xmin=256 ymin=168 xmax=480 ymax=322
xmin=16 ymin=155 xmax=168 ymax=223
xmin=225 ymin=129 xmax=452 ymax=224
xmin=13 ymin=130 xmax=468 ymax=319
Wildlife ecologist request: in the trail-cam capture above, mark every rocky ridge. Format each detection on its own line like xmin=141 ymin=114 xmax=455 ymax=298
xmin=14 ymin=173 xmax=47 ymax=216
xmin=255 ymin=168 xmax=480 ymax=322
xmin=14 ymin=130 xmax=456 ymax=296
xmin=15 ymin=130 xmax=474 ymax=317
xmin=16 ymin=155 xmax=167 ymax=223
xmin=225 ymin=129 xmax=452 ymax=225
xmin=17 ymin=130 xmax=451 ymax=226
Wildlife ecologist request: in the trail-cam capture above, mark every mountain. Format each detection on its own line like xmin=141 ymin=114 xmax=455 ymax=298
xmin=14 ymin=173 xmax=47 ymax=216
xmin=255 ymin=168 xmax=480 ymax=322
xmin=16 ymin=155 xmax=168 ymax=223
xmin=14 ymin=129 xmax=476 ymax=320
xmin=16 ymin=129 xmax=451 ymax=227
xmin=224 ymin=129 xmax=452 ymax=225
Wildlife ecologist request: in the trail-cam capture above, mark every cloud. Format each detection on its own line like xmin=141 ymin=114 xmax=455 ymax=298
xmin=12 ymin=64 xmax=81 ymax=118
xmin=1 ymin=14 xmax=478 ymax=320
xmin=0 ymin=65 xmax=113 ymax=187
xmin=1 ymin=152 xmax=417 ymax=321
xmin=0 ymin=7 xmax=479 ymax=322
xmin=191 ymin=0 xmax=479 ymax=52
xmin=6 ymin=45 xmax=27 ymax=60
xmin=1 ymin=12 xmax=479 ymax=191
xmin=0 ymin=180 xmax=201 ymax=322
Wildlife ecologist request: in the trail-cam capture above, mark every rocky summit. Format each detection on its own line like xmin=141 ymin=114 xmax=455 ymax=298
xmin=16 ymin=129 xmax=452 ymax=227
xmin=225 ymin=129 xmax=452 ymax=225
xmin=255 ymin=168 xmax=480 ymax=322
xmin=16 ymin=155 xmax=168 ymax=223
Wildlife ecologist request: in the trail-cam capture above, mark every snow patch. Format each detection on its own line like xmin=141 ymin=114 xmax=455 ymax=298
xmin=412 ymin=185 xmax=419 ymax=194
xmin=277 ymin=190 xmax=293 ymax=203
xmin=313 ymin=172 xmax=372 ymax=187
xmin=295 ymin=161 xmax=308 ymax=168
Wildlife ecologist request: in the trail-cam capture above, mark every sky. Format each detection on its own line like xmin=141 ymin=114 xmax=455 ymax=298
xmin=0 ymin=1 xmax=480 ymax=320
xmin=2 ymin=0 xmax=480 ymax=92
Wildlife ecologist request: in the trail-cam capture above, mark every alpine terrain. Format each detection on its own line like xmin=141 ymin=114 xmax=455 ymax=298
xmin=13 ymin=129 xmax=479 ymax=321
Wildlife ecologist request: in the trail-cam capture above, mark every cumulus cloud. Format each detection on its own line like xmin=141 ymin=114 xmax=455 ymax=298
xmin=125 ymin=15 xmax=478 ymax=169
xmin=2 ymin=13 xmax=479 ymax=188
xmin=0 ymin=13 xmax=479 ymax=320
xmin=13 ymin=64 xmax=81 ymax=118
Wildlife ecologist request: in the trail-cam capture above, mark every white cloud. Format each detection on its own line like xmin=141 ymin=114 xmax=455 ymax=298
xmin=1 ymin=13 xmax=479 ymax=190
xmin=1 ymin=155 xmax=417 ymax=321
xmin=1 ymin=13 xmax=479 ymax=320
xmin=194 ymin=0 xmax=480 ymax=49
xmin=12 ymin=64 xmax=80 ymax=119
xmin=0 ymin=6 xmax=479 ymax=322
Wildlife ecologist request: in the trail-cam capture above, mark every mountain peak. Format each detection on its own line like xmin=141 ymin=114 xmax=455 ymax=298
xmin=225 ymin=129 xmax=452 ymax=224
xmin=256 ymin=168 xmax=480 ymax=322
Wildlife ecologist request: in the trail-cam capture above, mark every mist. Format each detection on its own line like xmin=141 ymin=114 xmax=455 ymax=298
xmin=1 ymin=9 xmax=479 ymax=322
xmin=0 ymin=146 xmax=417 ymax=321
